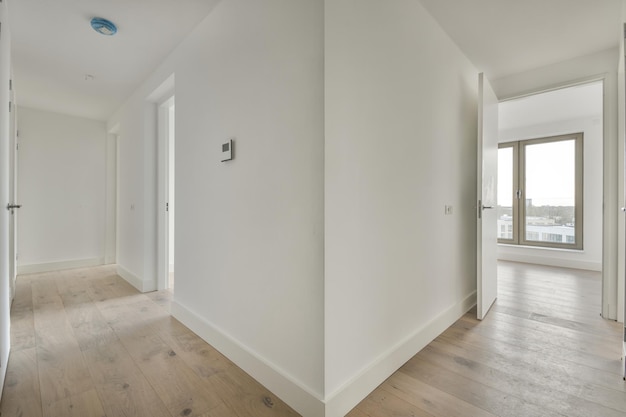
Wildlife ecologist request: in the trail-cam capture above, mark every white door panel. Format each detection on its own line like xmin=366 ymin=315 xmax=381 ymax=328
xmin=477 ymin=72 xmax=499 ymax=320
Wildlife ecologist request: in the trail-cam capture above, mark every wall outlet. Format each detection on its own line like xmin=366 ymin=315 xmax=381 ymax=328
xmin=444 ymin=205 xmax=453 ymax=215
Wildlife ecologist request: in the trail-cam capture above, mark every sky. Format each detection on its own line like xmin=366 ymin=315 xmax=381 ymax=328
xmin=498 ymin=139 xmax=576 ymax=207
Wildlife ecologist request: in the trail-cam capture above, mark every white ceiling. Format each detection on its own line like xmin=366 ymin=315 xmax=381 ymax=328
xmin=9 ymin=0 xmax=220 ymax=121
xmin=418 ymin=0 xmax=623 ymax=80
xmin=9 ymin=1 xmax=624 ymax=122
xmin=499 ymin=81 xmax=603 ymax=130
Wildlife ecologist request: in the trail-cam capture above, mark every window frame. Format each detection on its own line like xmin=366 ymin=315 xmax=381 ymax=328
xmin=497 ymin=142 xmax=519 ymax=244
xmin=498 ymin=133 xmax=584 ymax=250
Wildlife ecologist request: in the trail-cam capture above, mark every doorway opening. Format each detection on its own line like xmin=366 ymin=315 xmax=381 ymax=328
xmin=157 ymin=96 xmax=175 ymax=291
xmin=497 ymin=80 xmax=604 ymax=313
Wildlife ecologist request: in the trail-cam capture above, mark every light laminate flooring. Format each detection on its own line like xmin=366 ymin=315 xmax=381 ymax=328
xmin=346 ymin=261 xmax=625 ymax=417
xmin=0 ymin=265 xmax=299 ymax=417
xmin=1 ymin=262 xmax=623 ymax=417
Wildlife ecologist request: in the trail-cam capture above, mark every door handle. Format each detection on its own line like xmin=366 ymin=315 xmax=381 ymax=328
xmin=478 ymin=200 xmax=494 ymax=210
xmin=478 ymin=200 xmax=494 ymax=219
xmin=622 ymin=207 xmax=626 ymax=212
xmin=6 ymin=204 xmax=21 ymax=214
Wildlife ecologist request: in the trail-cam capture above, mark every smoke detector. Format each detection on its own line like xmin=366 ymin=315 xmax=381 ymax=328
xmin=90 ymin=17 xmax=117 ymax=36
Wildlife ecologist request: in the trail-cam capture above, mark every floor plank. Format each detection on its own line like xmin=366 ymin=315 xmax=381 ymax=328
xmin=0 ymin=347 xmax=43 ymax=417
xmin=209 ymin=366 xmax=300 ymax=417
xmin=83 ymin=340 xmax=172 ymax=417
xmin=43 ymin=389 xmax=106 ymax=417
xmin=118 ymin=327 xmax=224 ymax=417
xmin=36 ymin=322 xmax=95 ymax=407
xmin=381 ymin=370 xmax=497 ymax=417
xmin=355 ymin=388 xmax=435 ymax=417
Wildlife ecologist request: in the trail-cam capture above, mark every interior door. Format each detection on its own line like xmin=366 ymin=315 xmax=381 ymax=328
xmin=8 ymin=82 xmax=16 ymax=300
xmin=477 ymin=72 xmax=499 ymax=320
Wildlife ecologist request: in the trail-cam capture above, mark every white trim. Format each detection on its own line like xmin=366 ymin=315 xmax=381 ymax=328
xmin=323 ymin=290 xmax=477 ymax=417
xmin=17 ymin=257 xmax=104 ymax=275
xmin=497 ymin=253 xmax=602 ymax=272
xmin=171 ymin=301 xmax=325 ymax=417
xmin=497 ymin=73 xmax=608 ymax=102
xmin=116 ymin=264 xmax=156 ymax=293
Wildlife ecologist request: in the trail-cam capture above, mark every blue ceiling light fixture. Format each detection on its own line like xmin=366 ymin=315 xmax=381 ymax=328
xmin=90 ymin=17 xmax=117 ymax=36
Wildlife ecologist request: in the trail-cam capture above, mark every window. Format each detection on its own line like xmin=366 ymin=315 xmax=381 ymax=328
xmin=497 ymin=133 xmax=583 ymax=250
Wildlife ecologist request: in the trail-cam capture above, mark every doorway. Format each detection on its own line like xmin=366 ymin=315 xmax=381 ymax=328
xmin=497 ymin=80 xmax=604 ymax=313
xmin=158 ymin=96 xmax=175 ymax=291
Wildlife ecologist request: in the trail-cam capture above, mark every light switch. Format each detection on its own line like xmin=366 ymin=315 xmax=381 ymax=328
xmin=221 ymin=139 xmax=233 ymax=162
xmin=444 ymin=205 xmax=453 ymax=215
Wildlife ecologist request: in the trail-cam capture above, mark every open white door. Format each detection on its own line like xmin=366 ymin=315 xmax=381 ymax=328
xmin=619 ymin=21 xmax=626 ymax=379
xmin=477 ymin=72 xmax=499 ymax=320
xmin=8 ymin=84 xmax=17 ymax=300
xmin=157 ymin=96 xmax=175 ymax=291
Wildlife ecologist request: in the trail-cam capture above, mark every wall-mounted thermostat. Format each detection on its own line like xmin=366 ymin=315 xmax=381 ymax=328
xmin=221 ymin=139 xmax=233 ymax=162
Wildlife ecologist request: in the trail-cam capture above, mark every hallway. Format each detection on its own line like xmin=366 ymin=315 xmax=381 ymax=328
xmin=0 ymin=262 xmax=623 ymax=416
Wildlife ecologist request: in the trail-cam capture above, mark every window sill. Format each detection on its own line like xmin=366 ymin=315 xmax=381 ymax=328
xmin=497 ymin=243 xmax=584 ymax=253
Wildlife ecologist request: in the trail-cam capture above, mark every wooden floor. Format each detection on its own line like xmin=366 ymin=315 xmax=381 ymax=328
xmin=347 ymin=261 xmax=625 ymax=417
xmin=0 ymin=265 xmax=299 ymax=417
xmin=1 ymin=262 xmax=623 ymax=417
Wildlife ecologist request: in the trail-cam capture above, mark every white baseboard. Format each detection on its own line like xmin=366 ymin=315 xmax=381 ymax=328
xmin=173 ymin=292 xmax=475 ymax=417
xmin=116 ymin=265 xmax=156 ymax=293
xmin=324 ymin=291 xmax=477 ymax=417
xmin=17 ymin=257 xmax=104 ymax=275
xmin=497 ymin=252 xmax=602 ymax=271
xmin=171 ymin=301 xmax=325 ymax=417
xmin=0 ymin=348 xmax=8 ymax=404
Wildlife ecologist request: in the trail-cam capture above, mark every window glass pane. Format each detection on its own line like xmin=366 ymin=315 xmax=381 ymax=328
xmin=524 ymin=139 xmax=576 ymax=244
xmin=497 ymin=147 xmax=513 ymax=240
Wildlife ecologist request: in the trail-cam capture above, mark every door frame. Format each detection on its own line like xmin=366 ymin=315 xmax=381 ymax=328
xmin=498 ymin=74 xmax=616 ymax=321
xmin=157 ymin=96 xmax=175 ymax=291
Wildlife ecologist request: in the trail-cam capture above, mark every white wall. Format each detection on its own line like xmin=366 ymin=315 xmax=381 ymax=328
xmin=174 ymin=0 xmax=325 ymax=406
xmin=0 ymin=0 xmax=12 ymax=400
xmin=324 ymin=1 xmax=478 ymax=414
xmin=110 ymin=98 xmax=155 ymax=290
xmin=17 ymin=107 xmax=107 ymax=272
xmin=108 ymin=0 xmax=325 ymax=414
xmin=498 ymin=102 xmax=604 ymax=271
xmin=492 ymin=48 xmax=621 ymax=319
